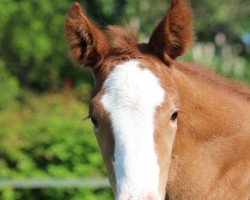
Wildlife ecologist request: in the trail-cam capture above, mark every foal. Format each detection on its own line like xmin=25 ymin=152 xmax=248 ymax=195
xmin=65 ymin=1 xmax=250 ymax=199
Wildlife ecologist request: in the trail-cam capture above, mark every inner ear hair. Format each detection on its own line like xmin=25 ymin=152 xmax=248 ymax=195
xmin=65 ymin=3 xmax=110 ymax=69
xmin=148 ymin=0 xmax=193 ymax=64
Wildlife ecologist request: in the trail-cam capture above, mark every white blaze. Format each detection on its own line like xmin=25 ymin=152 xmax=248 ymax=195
xmin=101 ymin=60 xmax=165 ymax=199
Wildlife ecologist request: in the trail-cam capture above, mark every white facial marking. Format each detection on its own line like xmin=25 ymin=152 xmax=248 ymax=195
xmin=101 ymin=60 xmax=165 ymax=199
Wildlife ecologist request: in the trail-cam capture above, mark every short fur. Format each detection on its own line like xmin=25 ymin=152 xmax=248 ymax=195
xmin=65 ymin=1 xmax=250 ymax=199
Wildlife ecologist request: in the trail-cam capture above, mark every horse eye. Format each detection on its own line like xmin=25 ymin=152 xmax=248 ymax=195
xmin=170 ymin=111 xmax=179 ymax=121
xmin=90 ymin=115 xmax=99 ymax=128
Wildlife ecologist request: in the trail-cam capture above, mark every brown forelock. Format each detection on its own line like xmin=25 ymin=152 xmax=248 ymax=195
xmin=91 ymin=25 xmax=169 ymax=93
xmin=105 ymin=25 xmax=138 ymax=56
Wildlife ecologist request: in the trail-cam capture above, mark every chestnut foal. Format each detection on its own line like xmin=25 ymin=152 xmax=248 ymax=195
xmin=65 ymin=1 xmax=250 ymax=199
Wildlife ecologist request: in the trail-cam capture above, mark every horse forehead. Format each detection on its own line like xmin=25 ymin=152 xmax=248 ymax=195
xmin=100 ymin=59 xmax=165 ymax=196
xmin=101 ymin=60 xmax=165 ymax=110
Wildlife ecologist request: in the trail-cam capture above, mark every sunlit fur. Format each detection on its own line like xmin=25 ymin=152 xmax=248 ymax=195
xmin=65 ymin=1 xmax=250 ymax=199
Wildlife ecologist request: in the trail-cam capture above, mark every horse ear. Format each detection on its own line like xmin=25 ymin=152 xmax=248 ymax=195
xmin=148 ymin=0 xmax=193 ymax=64
xmin=65 ymin=3 xmax=109 ymax=69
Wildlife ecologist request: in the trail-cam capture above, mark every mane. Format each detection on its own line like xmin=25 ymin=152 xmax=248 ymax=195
xmin=175 ymin=61 xmax=250 ymax=101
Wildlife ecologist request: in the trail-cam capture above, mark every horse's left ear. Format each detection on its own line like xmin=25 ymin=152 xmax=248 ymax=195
xmin=148 ymin=0 xmax=193 ymax=64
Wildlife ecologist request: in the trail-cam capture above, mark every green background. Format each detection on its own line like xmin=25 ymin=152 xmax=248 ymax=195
xmin=0 ymin=0 xmax=249 ymax=199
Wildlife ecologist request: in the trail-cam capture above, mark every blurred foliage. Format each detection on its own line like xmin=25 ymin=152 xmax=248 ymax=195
xmin=0 ymin=89 xmax=113 ymax=199
xmin=0 ymin=0 xmax=93 ymax=91
xmin=0 ymin=0 xmax=249 ymax=199
xmin=191 ymin=0 xmax=250 ymax=36
xmin=0 ymin=59 xmax=21 ymax=110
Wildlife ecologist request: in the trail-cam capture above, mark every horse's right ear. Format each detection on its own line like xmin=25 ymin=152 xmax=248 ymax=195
xmin=148 ymin=0 xmax=193 ymax=65
xmin=65 ymin=3 xmax=109 ymax=69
